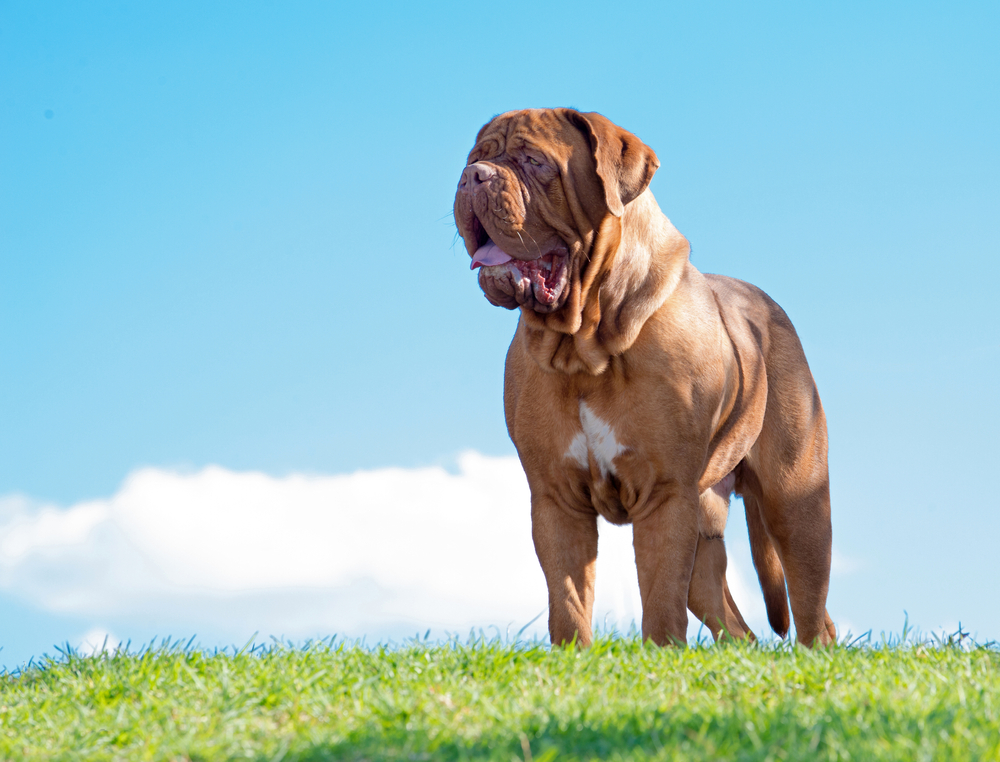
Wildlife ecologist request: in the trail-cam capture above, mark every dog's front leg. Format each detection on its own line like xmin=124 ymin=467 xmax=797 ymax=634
xmin=632 ymin=487 xmax=700 ymax=646
xmin=531 ymin=495 xmax=598 ymax=647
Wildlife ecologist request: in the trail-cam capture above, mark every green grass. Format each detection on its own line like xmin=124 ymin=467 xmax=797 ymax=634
xmin=2 ymin=633 xmax=998 ymax=761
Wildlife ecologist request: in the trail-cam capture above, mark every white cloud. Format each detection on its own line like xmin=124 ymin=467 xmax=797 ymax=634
xmin=0 ymin=453 xmax=770 ymax=644
xmin=831 ymin=548 xmax=864 ymax=576
xmin=77 ymin=627 xmax=122 ymax=656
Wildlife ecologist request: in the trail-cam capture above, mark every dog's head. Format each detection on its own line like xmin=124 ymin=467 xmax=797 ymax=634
xmin=453 ymin=109 xmax=659 ymax=316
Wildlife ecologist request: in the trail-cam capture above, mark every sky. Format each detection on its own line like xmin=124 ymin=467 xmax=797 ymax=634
xmin=1 ymin=0 xmax=998 ymax=669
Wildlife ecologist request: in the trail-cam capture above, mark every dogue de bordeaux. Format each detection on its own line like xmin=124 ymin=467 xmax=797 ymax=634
xmin=453 ymin=109 xmax=836 ymax=647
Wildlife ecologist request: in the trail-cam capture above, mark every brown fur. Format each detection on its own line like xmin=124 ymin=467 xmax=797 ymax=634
xmin=454 ymin=109 xmax=835 ymax=647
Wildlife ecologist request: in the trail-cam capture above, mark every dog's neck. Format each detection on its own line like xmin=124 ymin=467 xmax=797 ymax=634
xmin=520 ymin=189 xmax=689 ymax=375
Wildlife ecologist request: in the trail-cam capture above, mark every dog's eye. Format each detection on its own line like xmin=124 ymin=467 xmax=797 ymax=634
xmin=527 ymin=157 xmax=542 ymax=166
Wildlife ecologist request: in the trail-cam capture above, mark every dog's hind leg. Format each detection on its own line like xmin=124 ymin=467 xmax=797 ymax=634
xmin=687 ymin=533 xmax=755 ymax=641
xmin=687 ymin=484 xmax=754 ymax=641
xmin=746 ymin=391 xmax=836 ymax=647
xmin=753 ymin=473 xmax=836 ymax=647
xmin=723 ymin=578 xmax=754 ymax=638
xmin=738 ymin=474 xmax=791 ymax=638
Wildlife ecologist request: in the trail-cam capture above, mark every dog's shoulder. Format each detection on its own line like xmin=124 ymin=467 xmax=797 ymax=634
xmin=704 ymin=274 xmax=795 ymax=337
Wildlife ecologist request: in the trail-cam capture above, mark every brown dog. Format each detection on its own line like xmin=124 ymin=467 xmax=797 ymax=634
xmin=453 ymin=109 xmax=836 ymax=647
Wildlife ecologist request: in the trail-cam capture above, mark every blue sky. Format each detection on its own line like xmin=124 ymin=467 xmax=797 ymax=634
xmin=1 ymin=0 xmax=998 ymax=668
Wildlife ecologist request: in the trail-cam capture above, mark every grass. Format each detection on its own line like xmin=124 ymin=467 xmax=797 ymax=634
xmin=1 ymin=631 xmax=998 ymax=761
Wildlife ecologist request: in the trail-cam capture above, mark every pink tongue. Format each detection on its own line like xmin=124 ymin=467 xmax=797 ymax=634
xmin=470 ymin=241 xmax=513 ymax=270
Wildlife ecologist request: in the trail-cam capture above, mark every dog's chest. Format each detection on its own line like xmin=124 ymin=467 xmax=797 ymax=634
xmin=564 ymin=401 xmax=627 ymax=479
xmin=557 ymin=397 xmax=640 ymax=525
xmin=508 ymin=347 xmax=708 ymax=525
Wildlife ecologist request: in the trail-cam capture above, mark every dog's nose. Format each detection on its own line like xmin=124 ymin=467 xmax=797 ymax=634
xmin=459 ymin=162 xmax=496 ymax=189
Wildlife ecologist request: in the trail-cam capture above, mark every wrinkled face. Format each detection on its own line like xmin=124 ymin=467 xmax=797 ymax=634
xmin=454 ymin=111 xmax=583 ymax=313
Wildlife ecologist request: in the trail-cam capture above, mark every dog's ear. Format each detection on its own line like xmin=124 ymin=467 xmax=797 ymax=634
xmin=568 ymin=110 xmax=660 ymax=217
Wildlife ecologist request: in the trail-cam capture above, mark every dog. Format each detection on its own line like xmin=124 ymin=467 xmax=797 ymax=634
xmin=453 ymin=109 xmax=836 ymax=647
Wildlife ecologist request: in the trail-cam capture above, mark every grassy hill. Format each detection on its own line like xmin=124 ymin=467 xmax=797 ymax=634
xmin=2 ymin=633 xmax=998 ymax=761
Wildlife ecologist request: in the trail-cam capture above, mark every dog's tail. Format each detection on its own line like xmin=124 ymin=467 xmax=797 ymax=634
xmin=743 ymin=493 xmax=790 ymax=638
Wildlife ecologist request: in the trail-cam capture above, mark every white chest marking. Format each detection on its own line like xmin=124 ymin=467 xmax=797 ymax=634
xmin=564 ymin=402 xmax=627 ymax=477
xmin=567 ymin=432 xmax=589 ymax=469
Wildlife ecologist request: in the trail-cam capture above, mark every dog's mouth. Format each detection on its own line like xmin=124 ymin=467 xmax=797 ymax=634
xmin=468 ymin=218 xmax=570 ymax=312
xmin=475 ymin=247 xmax=568 ymax=307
